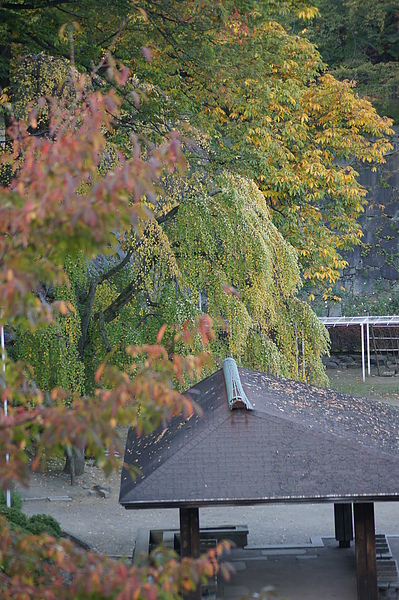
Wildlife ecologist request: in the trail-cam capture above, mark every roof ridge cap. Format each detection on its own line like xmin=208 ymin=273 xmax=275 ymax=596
xmin=222 ymin=358 xmax=253 ymax=410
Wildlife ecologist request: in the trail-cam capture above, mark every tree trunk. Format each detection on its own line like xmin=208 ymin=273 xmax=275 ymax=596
xmin=64 ymin=446 xmax=85 ymax=484
xmin=0 ymin=44 xmax=12 ymax=144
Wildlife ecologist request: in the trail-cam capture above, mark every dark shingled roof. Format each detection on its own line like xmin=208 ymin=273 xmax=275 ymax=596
xmin=119 ymin=368 xmax=399 ymax=509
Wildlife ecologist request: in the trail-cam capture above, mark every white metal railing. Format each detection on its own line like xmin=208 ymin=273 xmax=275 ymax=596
xmin=319 ymin=315 xmax=399 ymax=382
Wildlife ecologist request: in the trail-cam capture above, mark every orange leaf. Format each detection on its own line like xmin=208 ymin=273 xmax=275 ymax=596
xmin=58 ymin=300 xmax=68 ymax=315
xmin=182 ymin=580 xmax=193 ymax=591
xmin=95 ymin=361 xmax=106 ymax=382
xmin=156 ymin=323 xmax=167 ymax=343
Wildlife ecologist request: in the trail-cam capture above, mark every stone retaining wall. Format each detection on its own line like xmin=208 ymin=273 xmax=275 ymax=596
xmin=328 ymin=127 xmax=399 ymax=315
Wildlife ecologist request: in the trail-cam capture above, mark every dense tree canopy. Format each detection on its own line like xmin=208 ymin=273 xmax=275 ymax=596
xmin=104 ymin=0 xmax=393 ymax=287
xmin=3 ymin=2 xmax=342 ymax=391
xmin=9 ymin=110 xmax=330 ymax=393
xmin=0 ymin=0 xmax=317 ymax=86
xmin=2 ymin=0 xmax=395 ymax=395
xmin=1 ymin=0 xmax=394 ymax=290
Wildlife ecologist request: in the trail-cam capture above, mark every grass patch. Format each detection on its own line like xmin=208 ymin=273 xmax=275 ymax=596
xmin=327 ymin=368 xmax=399 ymax=406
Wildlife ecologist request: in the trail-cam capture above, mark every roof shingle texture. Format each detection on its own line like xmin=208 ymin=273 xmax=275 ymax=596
xmin=119 ymin=369 xmax=399 ymax=508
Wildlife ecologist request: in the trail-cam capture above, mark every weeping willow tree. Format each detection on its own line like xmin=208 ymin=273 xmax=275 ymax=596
xmin=11 ymin=168 xmax=329 ymax=391
xmin=5 ymin=59 xmax=329 ymax=389
xmin=5 ymin=3 xmax=356 ymax=391
xmin=162 ymin=172 xmax=329 ymax=384
xmin=6 ymin=54 xmax=332 ymax=391
xmin=71 ymin=157 xmax=330 ymax=387
xmin=11 ymin=256 xmax=86 ymax=395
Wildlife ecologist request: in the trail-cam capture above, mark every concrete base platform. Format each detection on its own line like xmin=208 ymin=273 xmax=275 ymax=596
xmin=218 ymin=537 xmax=399 ymax=600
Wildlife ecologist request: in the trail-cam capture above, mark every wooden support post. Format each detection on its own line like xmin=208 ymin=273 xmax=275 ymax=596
xmin=334 ymin=503 xmax=353 ymax=548
xmin=180 ymin=507 xmax=201 ymax=600
xmin=180 ymin=507 xmax=191 ymax=558
xmin=354 ymin=503 xmax=378 ymax=600
xmin=190 ymin=508 xmax=200 ymax=560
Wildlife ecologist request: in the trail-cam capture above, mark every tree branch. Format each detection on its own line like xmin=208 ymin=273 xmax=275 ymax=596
xmin=98 ymin=249 xmax=133 ymax=284
xmin=156 ymin=204 xmax=179 ymax=225
xmin=102 ymin=278 xmax=142 ymax=324
xmin=77 ymin=250 xmax=134 ymax=356
xmin=78 ymin=279 xmax=97 ymax=358
xmin=268 ymin=203 xmax=286 ymax=217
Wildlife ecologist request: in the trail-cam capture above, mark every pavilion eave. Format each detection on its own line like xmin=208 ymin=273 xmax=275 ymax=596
xmin=121 ymin=492 xmax=399 ymax=510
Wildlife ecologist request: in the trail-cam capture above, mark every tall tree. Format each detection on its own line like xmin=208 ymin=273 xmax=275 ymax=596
xmin=3 ymin=0 xmax=394 ymax=390
xmin=5 ymin=46 xmax=330 ymax=391
xmin=1 ymin=1 xmax=394 ymax=290
xmin=5 ymin=0 xmax=393 ymax=392
xmin=10 ymin=129 xmax=330 ymax=392
xmin=117 ymin=2 xmax=393 ymax=289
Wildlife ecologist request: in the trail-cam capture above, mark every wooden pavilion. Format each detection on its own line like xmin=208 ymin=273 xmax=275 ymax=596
xmin=120 ymin=359 xmax=399 ymax=600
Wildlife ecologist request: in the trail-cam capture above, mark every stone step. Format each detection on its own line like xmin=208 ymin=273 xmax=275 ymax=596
xmin=377 ymin=535 xmax=399 ymax=599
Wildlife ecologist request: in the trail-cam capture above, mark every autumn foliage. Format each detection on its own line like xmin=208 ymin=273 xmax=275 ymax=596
xmin=0 ymin=65 xmax=219 ymax=598
xmin=0 ymin=521 xmax=229 ymax=600
xmin=0 ymin=74 xmax=184 ymax=324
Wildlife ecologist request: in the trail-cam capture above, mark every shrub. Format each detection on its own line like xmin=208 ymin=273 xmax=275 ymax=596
xmin=0 ymin=506 xmax=30 ymax=531
xmin=0 ymin=490 xmax=23 ymax=511
xmin=0 ymin=492 xmax=62 ymax=538
xmin=27 ymin=514 xmax=62 ymax=539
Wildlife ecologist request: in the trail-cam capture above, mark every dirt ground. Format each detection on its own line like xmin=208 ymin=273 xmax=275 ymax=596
xmin=326 ymin=366 xmax=399 ymax=407
xmin=17 ymin=367 xmax=399 ymax=560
